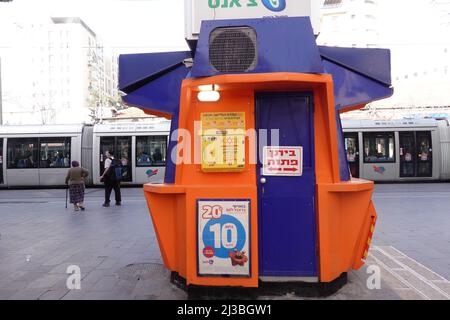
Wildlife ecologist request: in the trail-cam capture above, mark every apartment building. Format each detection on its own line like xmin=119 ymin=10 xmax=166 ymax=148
xmin=0 ymin=9 xmax=118 ymax=124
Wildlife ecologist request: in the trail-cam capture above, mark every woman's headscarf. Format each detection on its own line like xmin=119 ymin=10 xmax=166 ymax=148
xmin=71 ymin=160 xmax=80 ymax=167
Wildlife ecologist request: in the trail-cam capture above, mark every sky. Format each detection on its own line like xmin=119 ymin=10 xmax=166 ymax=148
xmin=1 ymin=0 xmax=449 ymax=110
xmin=3 ymin=0 xmax=449 ymax=52
xmin=2 ymin=0 xmax=189 ymax=53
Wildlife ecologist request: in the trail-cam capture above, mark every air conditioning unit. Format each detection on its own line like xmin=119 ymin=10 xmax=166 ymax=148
xmin=209 ymin=27 xmax=258 ymax=73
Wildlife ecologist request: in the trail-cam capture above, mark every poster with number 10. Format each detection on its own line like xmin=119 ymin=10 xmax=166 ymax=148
xmin=197 ymin=199 xmax=250 ymax=277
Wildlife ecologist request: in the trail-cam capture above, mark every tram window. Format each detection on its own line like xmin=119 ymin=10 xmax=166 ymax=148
xmin=40 ymin=137 xmax=71 ymax=168
xmin=7 ymin=138 xmax=39 ymax=169
xmin=136 ymin=136 xmax=167 ymax=167
xmin=363 ymin=132 xmax=395 ymax=163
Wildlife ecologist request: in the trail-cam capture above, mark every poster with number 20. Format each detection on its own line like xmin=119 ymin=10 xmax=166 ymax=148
xmin=197 ymin=200 xmax=250 ymax=277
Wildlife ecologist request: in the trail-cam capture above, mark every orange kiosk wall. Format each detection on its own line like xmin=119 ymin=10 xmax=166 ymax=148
xmin=119 ymin=17 xmax=392 ymax=290
xmin=144 ymin=73 xmax=377 ymax=287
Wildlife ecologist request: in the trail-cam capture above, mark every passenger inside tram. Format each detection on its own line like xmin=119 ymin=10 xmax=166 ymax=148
xmin=55 ymin=154 xmax=66 ymax=167
xmin=152 ymin=148 xmax=163 ymax=163
xmin=419 ymin=142 xmax=429 ymax=161
xmin=137 ymin=151 xmax=151 ymax=165
xmin=25 ymin=152 xmax=35 ymax=168
xmin=121 ymin=152 xmax=130 ymax=180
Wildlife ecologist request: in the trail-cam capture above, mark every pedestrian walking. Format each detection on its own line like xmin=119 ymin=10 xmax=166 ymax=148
xmin=65 ymin=160 xmax=89 ymax=212
xmin=100 ymin=150 xmax=122 ymax=207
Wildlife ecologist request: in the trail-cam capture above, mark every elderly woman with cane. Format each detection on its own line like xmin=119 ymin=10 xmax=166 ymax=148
xmin=65 ymin=160 xmax=89 ymax=212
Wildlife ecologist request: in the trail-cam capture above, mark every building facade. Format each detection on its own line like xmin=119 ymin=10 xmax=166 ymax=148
xmin=0 ymin=8 xmax=119 ymax=125
xmin=318 ymin=0 xmax=450 ymax=119
xmin=319 ymin=0 xmax=382 ymax=48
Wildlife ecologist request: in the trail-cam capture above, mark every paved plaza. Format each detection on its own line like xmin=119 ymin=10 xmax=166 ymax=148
xmin=0 ymin=184 xmax=449 ymax=300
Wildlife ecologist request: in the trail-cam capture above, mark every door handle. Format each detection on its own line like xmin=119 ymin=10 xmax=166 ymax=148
xmin=260 ymin=177 xmax=267 ymax=184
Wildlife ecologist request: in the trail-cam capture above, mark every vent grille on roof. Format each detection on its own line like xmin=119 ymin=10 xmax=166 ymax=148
xmin=209 ymin=27 xmax=257 ymax=73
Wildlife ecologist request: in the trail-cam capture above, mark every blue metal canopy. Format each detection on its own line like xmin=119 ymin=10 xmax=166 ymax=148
xmin=119 ymin=18 xmax=393 ymax=116
xmin=118 ymin=17 xmax=394 ymax=183
xmin=319 ymin=46 xmax=393 ymax=111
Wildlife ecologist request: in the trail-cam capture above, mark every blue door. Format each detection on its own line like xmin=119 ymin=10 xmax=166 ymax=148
xmin=256 ymin=93 xmax=317 ymax=277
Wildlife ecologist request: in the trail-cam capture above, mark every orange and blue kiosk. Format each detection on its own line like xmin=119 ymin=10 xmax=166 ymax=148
xmin=119 ymin=17 xmax=393 ymax=295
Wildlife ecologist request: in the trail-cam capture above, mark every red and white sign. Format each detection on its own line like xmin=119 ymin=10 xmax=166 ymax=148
xmin=263 ymin=146 xmax=303 ymax=176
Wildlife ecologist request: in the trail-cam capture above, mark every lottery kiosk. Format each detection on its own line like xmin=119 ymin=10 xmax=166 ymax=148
xmin=118 ymin=14 xmax=393 ymax=291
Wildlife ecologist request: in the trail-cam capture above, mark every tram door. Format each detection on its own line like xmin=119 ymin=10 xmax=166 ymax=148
xmin=256 ymin=93 xmax=317 ymax=278
xmin=416 ymin=132 xmax=432 ymax=177
xmin=0 ymin=139 xmax=3 ymax=184
xmin=99 ymin=136 xmax=132 ymax=182
xmin=344 ymin=132 xmax=359 ymax=178
xmin=399 ymin=131 xmax=432 ymax=178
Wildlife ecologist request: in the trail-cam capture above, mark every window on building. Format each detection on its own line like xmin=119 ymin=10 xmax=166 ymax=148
xmin=136 ymin=136 xmax=167 ymax=167
xmin=39 ymin=138 xmax=71 ymax=168
xmin=324 ymin=0 xmax=343 ymax=6
xmin=7 ymin=138 xmax=39 ymax=169
xmin=363 ymin=132 xmax=395 ymax=163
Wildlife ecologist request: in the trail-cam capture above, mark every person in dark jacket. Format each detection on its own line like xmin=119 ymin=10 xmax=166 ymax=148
xmin=65 ymin=160 xmax=89 ymax=212
xmin=100 ymin=150 xmax=122 ymax=207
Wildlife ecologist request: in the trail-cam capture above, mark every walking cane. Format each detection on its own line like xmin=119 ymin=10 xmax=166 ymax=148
xmin=65 ymin=184 xmax=68 ymax=209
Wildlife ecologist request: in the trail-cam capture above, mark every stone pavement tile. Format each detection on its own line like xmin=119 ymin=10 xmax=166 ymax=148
xmin=328 ymin=269 xmax=402 ymax=300
xmin=128 ymin=244 xmax=150 ymax=254
xmin=81 ymin=269 xmax=115 ymax=288
xmin=14 ymin=272 xmax=49 ymax=284
xmin=18 ymin=263 xmax=57 ymax=273
xmin=133 ymin=294 xmax=159 ymax=300
xmin=107 ymin=290 xmax=137 ymax=300
xmin=376 ymin=267 xmax=411 ymax=291
xmin=41 ymin=253 xmax=76 ymax=266
xmin=0 ymin=270 xmax=30 ymax=283
xmin=432 ymin=281 xmax=450 ymax=295
xmin=26 ymin=274 xmax=67 ymax=289
xmin=0 ymin=259 xmax=29 ymax=273
xmin=61 ymin=287 xmax=96 ymax=300
xmin=1 ymin=186 xmax=448 ymax=300
xmin=117 ymin=253 xmax=142 ymax=266
xmin=63 ymin=256 xmax=106 ymax=269
xmin=356 ymin=260 xmax=410 ymax=293
xmin=60 ymin=289 xmax=85 ymax=300
xmin=0 ymin=280 xmax=30 ymax=291
xmin=113 ymin=285 xmax=137 ymax=299
xmin=394 ymin=288 xmax=427 ymax=300
xmin=376 ymin=246 xmax=406 ymax=258
xmin=131 ymin=279 xmax=164 ymax=298
xmin=392 ymin=269 xmax=449 ymax=300
xmin=157 ymin=285 xmax=187 ymax=300
xmin=96 ymin=257 xmax=121 ymax=270
xmin=0 ymin=289 xmax=18 ymax=300
xmin=396 ymin=257 xmax=446 ymax=282
xmin=80 ymin=290 xmax=123 ymax=300
xmin=8 ymin=288 xmax=49 ymax=300
xmin=90 ymin=275 xmax=120 ymax=292
xmin=37 ymin=289 xmax=71 ymax=300
xmin=48 ymin=262 xmax=94 ymax=275
xmin=369 ymin=249 xmax=404 ymax=270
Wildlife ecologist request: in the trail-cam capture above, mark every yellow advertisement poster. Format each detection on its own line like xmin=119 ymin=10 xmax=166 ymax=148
xmin=201 ymin=112 xmax=246 ymax=172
